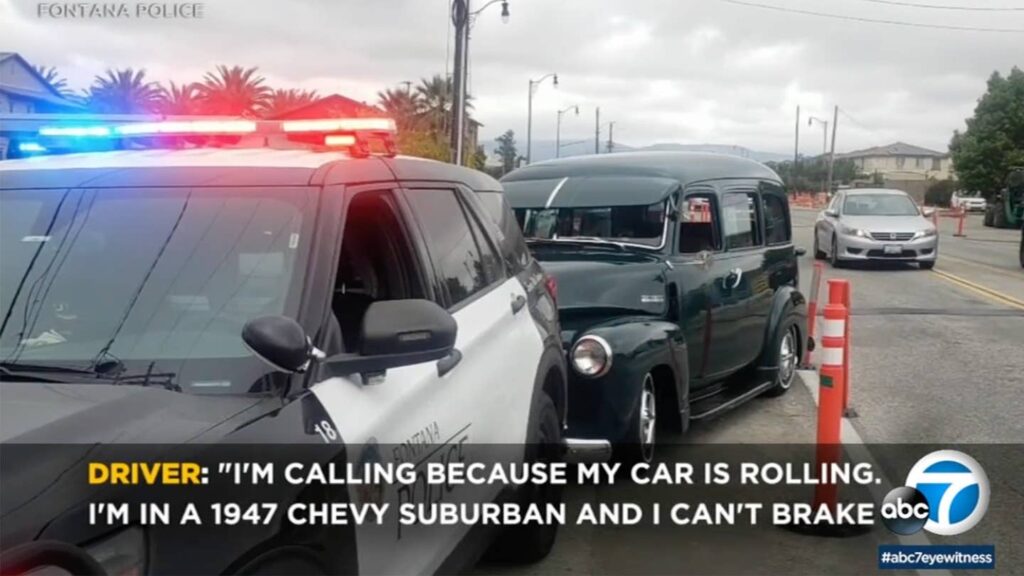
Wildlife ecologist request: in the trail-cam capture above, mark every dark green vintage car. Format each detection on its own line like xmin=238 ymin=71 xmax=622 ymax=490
xmin=502 ymin=152 xmax=807 ymax=461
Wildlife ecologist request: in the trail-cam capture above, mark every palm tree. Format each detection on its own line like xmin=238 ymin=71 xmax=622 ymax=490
xmin=197 ymin=65 xmax=272 ymax=117
xmin=34 ymin=65 xmax=73 ymax=97
xmin=415 ymin=75 xmax=453 ymax=137
xmin=85 ymin=68 xmax=163 ymax=114
xmin=376 ymin=87 xmax=423 ymax=131
xmin=156 ymin=82 xmax=201 ymax=115
xmin=261 ymin=88 xmax=319 ymax=118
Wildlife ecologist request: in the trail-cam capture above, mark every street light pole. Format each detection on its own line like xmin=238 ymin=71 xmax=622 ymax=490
xmin=556 ymin=104 xmax=579 ymax=158
xmin=526 ymin=72 xmax=557 ymax=164
xmin=450 ymin=0 xmax=509 ymax=166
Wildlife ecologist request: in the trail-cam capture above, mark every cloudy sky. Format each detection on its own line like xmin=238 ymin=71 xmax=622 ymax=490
xmin=2 ymin=0 xmax=1021 ymax=155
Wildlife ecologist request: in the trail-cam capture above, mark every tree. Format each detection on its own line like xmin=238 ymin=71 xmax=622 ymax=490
xmin=34 ymin=65 xmax=73 ymax=97
xmin=261 ymin=88 xmax=319 ymax=118
xmin=924 ymin=179 xmax=956 ymax=207
xmin=377 ymin=87 xmax=423 ymax=132
xmin=494 ymin=130 xmax=519 ymax=175
xmin=198 ymin=65 xmax=272 ymax=117
xmin=949 ymin=67 xmax=1024 ymax=200
xmin=86 ymin=68 xmax=163 ymax=113
xmin=156 ymin=82 xmax=201 ymax=115
xmin=766 ymin=157 xmax=861 ymax=192
xmin=416 ymin=75 xmax=453 ymax=138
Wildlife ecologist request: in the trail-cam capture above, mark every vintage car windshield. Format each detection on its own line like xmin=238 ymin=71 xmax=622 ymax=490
xmin=515 ymin=201 xmax=667 ymax=247
xmin=0 ymin=186 xmax=316 ymax=393
xmin=843 ymin=194 xmax=920 ymax=216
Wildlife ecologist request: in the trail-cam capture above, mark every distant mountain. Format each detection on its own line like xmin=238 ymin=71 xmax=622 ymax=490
xmin=481 ymin=139 xmax=789 ymax=165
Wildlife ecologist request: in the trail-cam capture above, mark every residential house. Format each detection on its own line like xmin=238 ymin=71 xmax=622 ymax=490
xmin=841 ymin=142 xmax=952 ymax=181
xmin=0 ymin=52 xmax=84 ymax=158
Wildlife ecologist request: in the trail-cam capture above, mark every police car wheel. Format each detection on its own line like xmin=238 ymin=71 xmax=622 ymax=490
xmin=485 ymin=391 xmax=562 ymax=563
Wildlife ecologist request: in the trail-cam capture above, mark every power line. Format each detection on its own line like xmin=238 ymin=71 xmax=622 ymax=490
xmin=853 ymin=0 xmax=1024 ymax=11
xmin=718 ymin=0 xmax=1024 ymax=32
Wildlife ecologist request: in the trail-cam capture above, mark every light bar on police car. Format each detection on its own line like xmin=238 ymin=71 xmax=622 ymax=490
xmin=115 ymin=120 xmax=258 ymax=135
xmin=281 ymin=118 xmax=397 ymax=133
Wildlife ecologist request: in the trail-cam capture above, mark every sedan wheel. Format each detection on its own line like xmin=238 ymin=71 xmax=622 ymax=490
xmin=830 ymin=235 xmax=844 ymax=268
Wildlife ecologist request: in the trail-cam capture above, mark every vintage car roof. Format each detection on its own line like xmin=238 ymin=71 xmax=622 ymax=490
xmin=501 ymin=152 xmax=781 ymax=209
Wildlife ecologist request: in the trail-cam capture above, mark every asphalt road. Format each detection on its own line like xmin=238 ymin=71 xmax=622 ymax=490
xmin=793 ymin=209 xmax=1024 ymax=444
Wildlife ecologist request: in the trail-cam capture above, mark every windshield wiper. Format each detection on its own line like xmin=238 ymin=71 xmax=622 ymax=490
xmin=0 ymin=360 xmax=178 ymax=390
xmin=526 ymin=237 xmax=628 ymax=251
xmin=0 ymin=361 xmax=114 ymax=383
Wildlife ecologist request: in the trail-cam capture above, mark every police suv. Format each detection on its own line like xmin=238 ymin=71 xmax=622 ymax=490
xmin=0 ymin=119 xmax=599 ymax=575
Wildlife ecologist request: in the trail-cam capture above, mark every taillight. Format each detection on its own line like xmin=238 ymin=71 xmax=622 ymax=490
xmin=544 ymin=276 xmax=558 ymax=303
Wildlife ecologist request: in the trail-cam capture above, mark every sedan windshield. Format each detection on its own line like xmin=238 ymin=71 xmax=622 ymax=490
xmin=0 ymin=186 xmax=316 ymax=393
xmin=514 ymin=201 xmax=666 ymax=247
xmin=843 ymin=194 xmax=920 ymax=216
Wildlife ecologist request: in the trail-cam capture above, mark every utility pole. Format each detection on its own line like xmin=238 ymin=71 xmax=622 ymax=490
xmin=794 ymin=105 xmax=800 ymax=186
xmin=595 ymin=107 xmax=601 ymax=154
xmin=606 ymin=121 xmax=616 ymax=153
xmin=450 ymin=0 xmax=469 ymax=166
xmin=825 ymin=105 xmax=839 ymax=198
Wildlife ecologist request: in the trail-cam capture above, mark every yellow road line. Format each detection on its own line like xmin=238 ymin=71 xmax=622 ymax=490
xmin=938 ymin=252 xmax=1021 ymax=279
xmin=932 ymin=268 xmax=1024 ymax=311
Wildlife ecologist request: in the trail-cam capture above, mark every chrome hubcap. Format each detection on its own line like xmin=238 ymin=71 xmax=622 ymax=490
xmin=640 ymin=375 xmax=656 ymax=459
xmin=778 ymin=328 xmax=796 ymax=389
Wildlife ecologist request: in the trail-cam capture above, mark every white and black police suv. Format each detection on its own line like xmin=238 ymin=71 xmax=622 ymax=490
xmin=0 ymin=119 xmax=605 ymax=575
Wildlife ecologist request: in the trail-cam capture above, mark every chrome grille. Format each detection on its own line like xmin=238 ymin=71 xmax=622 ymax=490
xmin=870 ymin=232 xmax=915 ymax=241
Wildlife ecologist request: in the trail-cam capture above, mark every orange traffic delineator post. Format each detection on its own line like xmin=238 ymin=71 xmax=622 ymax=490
xmin=801 ymin=262 xmax=825 ymax=368
xmin=826 ymin=279 xmax=853 ymax=416
xmin=952 ymin=206 xmax=967 ymax=237
xmin=813 ymin=302 xmax=847 ymax=511
xmin=786 ymin=299 xmax=869 ymax=538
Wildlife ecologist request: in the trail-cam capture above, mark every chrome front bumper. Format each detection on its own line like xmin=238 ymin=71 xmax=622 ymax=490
xmin=837 ymin=234 xmax=938 ymax=261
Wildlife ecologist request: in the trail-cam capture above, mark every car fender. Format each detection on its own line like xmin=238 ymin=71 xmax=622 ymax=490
xmin=758 ymin=286 xmax=807 ymax=370
xmin=574 ymin=317 xmax=688 ymax=422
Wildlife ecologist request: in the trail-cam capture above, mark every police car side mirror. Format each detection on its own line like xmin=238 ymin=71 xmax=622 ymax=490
xmin=243 ymin=315 xmax=320 ymax=373
xmin=322 ymin=300 xmax=458 ymax=377
xmin=824 ymin=208 xmax=839 ymax=218
xmin=922 ymin=207 xmax=936 ymax=217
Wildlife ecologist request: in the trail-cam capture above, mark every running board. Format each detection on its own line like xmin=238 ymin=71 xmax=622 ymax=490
xmin=690 ymin=380 xmax=775 ymax=421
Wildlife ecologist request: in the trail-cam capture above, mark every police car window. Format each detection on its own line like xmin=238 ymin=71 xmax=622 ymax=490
xmin=722 ymin=192 xmax=763 ymax=249
xmin=477 ymin=191 xmax=531 ymax=274
xmin=406 ymin=189 xmax=504 ymax=309
xmin=0 ymin=187 xmax=314 ymax=391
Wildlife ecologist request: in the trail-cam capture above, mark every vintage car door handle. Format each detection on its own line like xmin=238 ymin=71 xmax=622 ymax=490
xmin=724 ymin=267 xmax=743 ymax=290
xmin=511 ymin=294 xmax=527 ymax=314
xmin=437 ymin=349 xmax=463 ymax=377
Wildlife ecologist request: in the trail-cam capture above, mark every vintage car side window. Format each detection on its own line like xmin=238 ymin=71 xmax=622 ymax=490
xmin=762 ymin=193 xmax=791 ymax=245
xmin=678 ymin=193 xmax=721 ymax=253
xmin=406 ymin=188 xmax=504 ymax=309
xmin=722 ymin=192 xmax=763 ymax=250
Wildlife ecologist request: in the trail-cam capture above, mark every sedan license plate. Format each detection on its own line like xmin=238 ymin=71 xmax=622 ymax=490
xmin=883 ymin=244 xmax=903 ymax=255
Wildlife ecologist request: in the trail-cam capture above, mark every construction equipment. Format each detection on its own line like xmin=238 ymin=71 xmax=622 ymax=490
xmin=983 ymin=167 xmax=1024 ymax=229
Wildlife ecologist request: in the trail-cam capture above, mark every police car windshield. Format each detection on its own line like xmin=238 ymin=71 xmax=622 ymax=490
xmin=0 ymin=186 xmax=315 ymax=392
xmin=515 ymin=201 xmax=667 ymax=248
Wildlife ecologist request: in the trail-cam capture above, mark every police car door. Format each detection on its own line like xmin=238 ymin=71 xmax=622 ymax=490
xmin=304 ymin=186 xmax=470 ymax=575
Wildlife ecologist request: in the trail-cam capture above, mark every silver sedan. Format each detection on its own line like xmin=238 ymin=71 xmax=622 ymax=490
xmin=814 ymin=188 xmax=938 ymax=269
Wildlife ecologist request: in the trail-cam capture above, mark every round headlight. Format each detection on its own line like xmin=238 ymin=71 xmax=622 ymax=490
xmin=571 ymin=335 xmax=612 ymax=377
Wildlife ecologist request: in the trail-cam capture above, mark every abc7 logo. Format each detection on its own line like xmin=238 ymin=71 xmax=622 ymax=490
xmin=881 ymin=450 xmax=989 ymax=536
